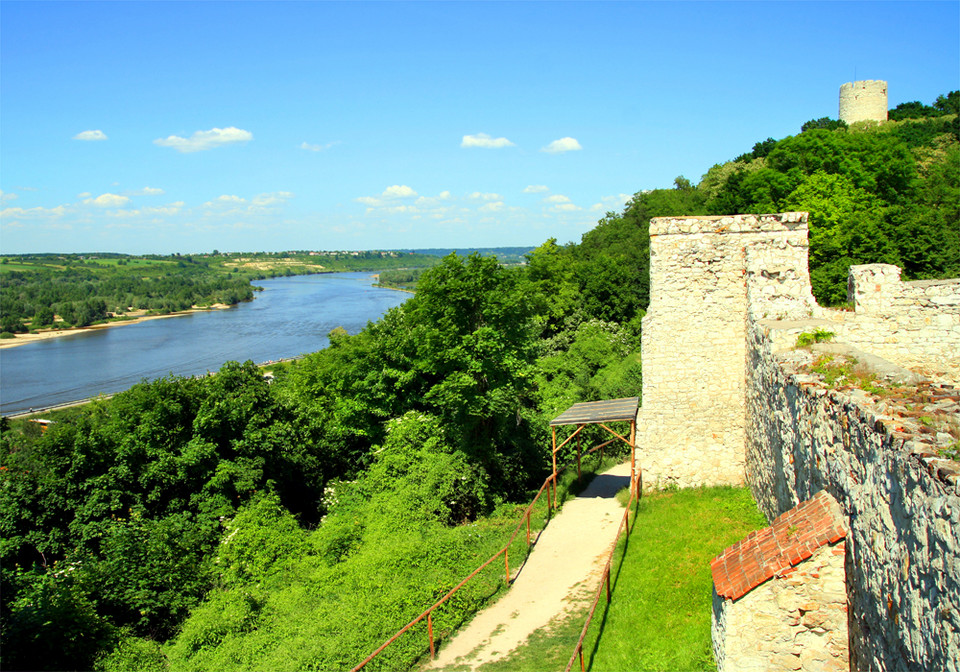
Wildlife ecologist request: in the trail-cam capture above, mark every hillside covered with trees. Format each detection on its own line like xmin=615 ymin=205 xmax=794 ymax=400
xmin=1 ymin=91 xmax=956 ymax=671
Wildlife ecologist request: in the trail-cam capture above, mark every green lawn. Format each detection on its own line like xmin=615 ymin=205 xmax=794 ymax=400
xmin=476 ymin=486 xmax=768 ymax=672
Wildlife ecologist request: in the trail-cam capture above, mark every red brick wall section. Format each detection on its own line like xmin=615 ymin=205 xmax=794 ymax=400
xmin=711 ymin=490 xmax=847 ymax=600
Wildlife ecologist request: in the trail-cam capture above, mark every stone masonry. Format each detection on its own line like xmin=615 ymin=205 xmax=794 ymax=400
xmin=712 ymin=491 xmax=848 ymax=672
xmin=832 ymin=264 xmax=960 ymax=383
xmin=745 ymin=319 xmax=959 ymax=671
xmin=839 ymin=80 xmax=888 ymax=124
xmin=634 ymin=211 xmax=959 ymax=669
xmin=635 ymin=213 xmax=815 ymax=488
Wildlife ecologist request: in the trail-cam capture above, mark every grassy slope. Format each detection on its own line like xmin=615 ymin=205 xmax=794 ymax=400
xmin=476 ymin=486 xmax=767 ymax=672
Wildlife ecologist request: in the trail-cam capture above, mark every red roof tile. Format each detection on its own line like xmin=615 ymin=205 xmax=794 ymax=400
xmin=710 ymin=490 xmax=847 ymax=600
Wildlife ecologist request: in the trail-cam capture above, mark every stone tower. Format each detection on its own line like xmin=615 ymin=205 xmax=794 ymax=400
xmin=839 ymin=80 xmax=888 ymax=123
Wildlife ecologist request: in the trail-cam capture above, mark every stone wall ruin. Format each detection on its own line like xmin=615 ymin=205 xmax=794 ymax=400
xmin=634 ymin=212 xmax=959 ymax=670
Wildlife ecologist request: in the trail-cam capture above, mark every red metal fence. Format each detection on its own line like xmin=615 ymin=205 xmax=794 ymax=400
xmin=565 ymin=472 xmax=640 ymax=672
xmin=350 ymin=440 xmax=621 ymax=671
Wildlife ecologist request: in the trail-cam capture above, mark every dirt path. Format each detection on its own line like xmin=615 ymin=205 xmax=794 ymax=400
xmin=424 ymin=461 xmax=633 ymax=670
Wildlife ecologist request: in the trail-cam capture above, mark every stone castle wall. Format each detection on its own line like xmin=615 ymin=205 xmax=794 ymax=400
xmin=839 ymin=80 xmax=888 ymax=124
xmin=635 ymin=213 xmax=814 ymax=488
xmin=745 ymin=320 xmax=959 ymax=671
xmin=635 ymin=211 xmax=958 ymax=669
xmin=712 ymin=542 xmax=849 ymax=672
xmin=828 ymin=264 xmax=960 ymax=383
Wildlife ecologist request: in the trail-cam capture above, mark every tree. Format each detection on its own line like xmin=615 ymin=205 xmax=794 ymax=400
xmin=800 ymin=117 xmax=847 ymax=133
xmin=782 ymin=171 xmax=897 ymax=304
xmin=934 ymin=90 xmax=959 ymax=115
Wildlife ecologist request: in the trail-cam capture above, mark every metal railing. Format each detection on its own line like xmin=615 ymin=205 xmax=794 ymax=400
xmin=351 ymin=441 xmax=618 ymax=671
xmin=566 ymin=472 xmax=640 ymax=672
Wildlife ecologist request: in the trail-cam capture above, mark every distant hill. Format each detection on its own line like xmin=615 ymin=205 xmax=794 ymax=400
xmin=395 ymin=247 xmax=535 ymax=263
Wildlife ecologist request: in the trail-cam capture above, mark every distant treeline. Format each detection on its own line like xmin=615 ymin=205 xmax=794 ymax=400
xmin=395 ymin=247 xmax=535 ymax=264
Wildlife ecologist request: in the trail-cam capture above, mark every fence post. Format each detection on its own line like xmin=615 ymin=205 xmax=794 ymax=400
xmin=505 ymin=549 xmax=510 ymax=583
xmin=526 ymin=509 xmax=531 ymax=545
xmin=428 ymin=612 xmax=435 ymax=660
xmin=576 ymin=431 xmax=581 ymax=481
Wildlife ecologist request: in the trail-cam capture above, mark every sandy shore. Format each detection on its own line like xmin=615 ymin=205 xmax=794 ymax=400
xmin=0 ymin=304 xmax=232 ymax=350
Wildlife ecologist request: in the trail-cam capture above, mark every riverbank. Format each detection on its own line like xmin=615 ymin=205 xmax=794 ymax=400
xmin=0 ymin=304 xmax=232 ymax=350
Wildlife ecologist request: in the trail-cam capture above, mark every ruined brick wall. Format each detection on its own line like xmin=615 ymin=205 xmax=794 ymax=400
xmin=713 ymin=542 xmax=848 ymax=672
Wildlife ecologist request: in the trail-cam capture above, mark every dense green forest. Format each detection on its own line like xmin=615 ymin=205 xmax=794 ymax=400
xmin=1 ymin=91 xmax=956 ymax=671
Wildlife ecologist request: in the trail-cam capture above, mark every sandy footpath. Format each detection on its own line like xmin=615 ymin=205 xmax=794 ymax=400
xmin=425 ymin=461 xmax=633 ymax=670
xmin=0 ymin=305 xmax=231 ymax=350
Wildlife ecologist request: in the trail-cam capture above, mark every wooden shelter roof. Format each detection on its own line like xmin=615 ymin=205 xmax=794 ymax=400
xmin=549 ymin=396 xmax=639 ymax=427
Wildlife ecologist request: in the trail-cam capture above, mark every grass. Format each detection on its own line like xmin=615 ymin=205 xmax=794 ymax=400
xmin=469 ymin=486 xmax=767 ymax=672
xmin=795 ymin=328 xmax=835 ymax=348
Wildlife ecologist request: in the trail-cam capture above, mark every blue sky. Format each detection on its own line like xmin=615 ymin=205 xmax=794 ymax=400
xmin=1 ymin=1 xmax=957 ymax=255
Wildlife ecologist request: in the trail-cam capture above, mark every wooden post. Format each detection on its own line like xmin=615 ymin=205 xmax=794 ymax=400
xmin=428 ymin=612 xmax=435 ymax=660
xmin=551 ymin=427 xmax=558 ymax=510
xmin=576 ymin=430 xmax=581 ymax=481
xmin=629 ymin=419 xmax=637 ymax=497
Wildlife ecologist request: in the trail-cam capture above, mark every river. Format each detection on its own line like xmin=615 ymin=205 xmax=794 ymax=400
xmin=0 ymin=273 xmax=409 ymax=415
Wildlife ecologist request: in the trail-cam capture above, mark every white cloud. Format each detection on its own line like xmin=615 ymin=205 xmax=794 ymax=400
xmin=479 ymin=201 xmax=505 ymax=212
xmin=461 ymin=133 xmax=515 ymax=149
xmin=84 ymin=193 xmax=130 ymax=207
xmin=132 ymin=186 xmax=165 ymax=196
xmin=154 ymin=126 xmax=253 ymax=153
xmin=359 ymin=185 xmax=418 ymax=207
xmin=469 ymin=192 xmax=502 ymax=201
xmin=74 ymin=130 xmax=107 ymax=141
xmin=149 ymin=202 xmax=185 ymax=215
xmin=544 ymin=194 xmax=571 ymax=203
xmin=109 ymin=202 xmax=186 ymax=219
xmin=523 ymin=185 xmax=549 ymax=194
xmin=552 ymin=203 xmax=581 ymax=212
xmin=382 ymin=185 xmax=417 ymax=199
xmin=0 ymin=190 xmax=17 ymax=203
xmin=382 ymin=205 xmax=419 ymax=215
xmin=215 ymin=195 xmax=246 ymax=203
xmin=1 ymin=205 xmax=68 ymax=219
xmin=415 ymin=191 xmax=452 ymax=207
xmin=300 ymin=141 xmax=338 ymax=152
xmin=251 ymin=191 xmax=294 ymax=207
xmin=77 ymin=192 xmax=92 ymax=198
xmin=542 ymin=137 xmax=582 ymax=154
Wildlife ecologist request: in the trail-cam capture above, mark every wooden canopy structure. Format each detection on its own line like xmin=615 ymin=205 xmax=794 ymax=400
xmin=548 ymin=396 xmax=639 ymax=504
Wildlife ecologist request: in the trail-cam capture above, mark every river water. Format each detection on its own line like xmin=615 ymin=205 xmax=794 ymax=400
xmin=0 ymin=273 xmax=409 ymax=415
